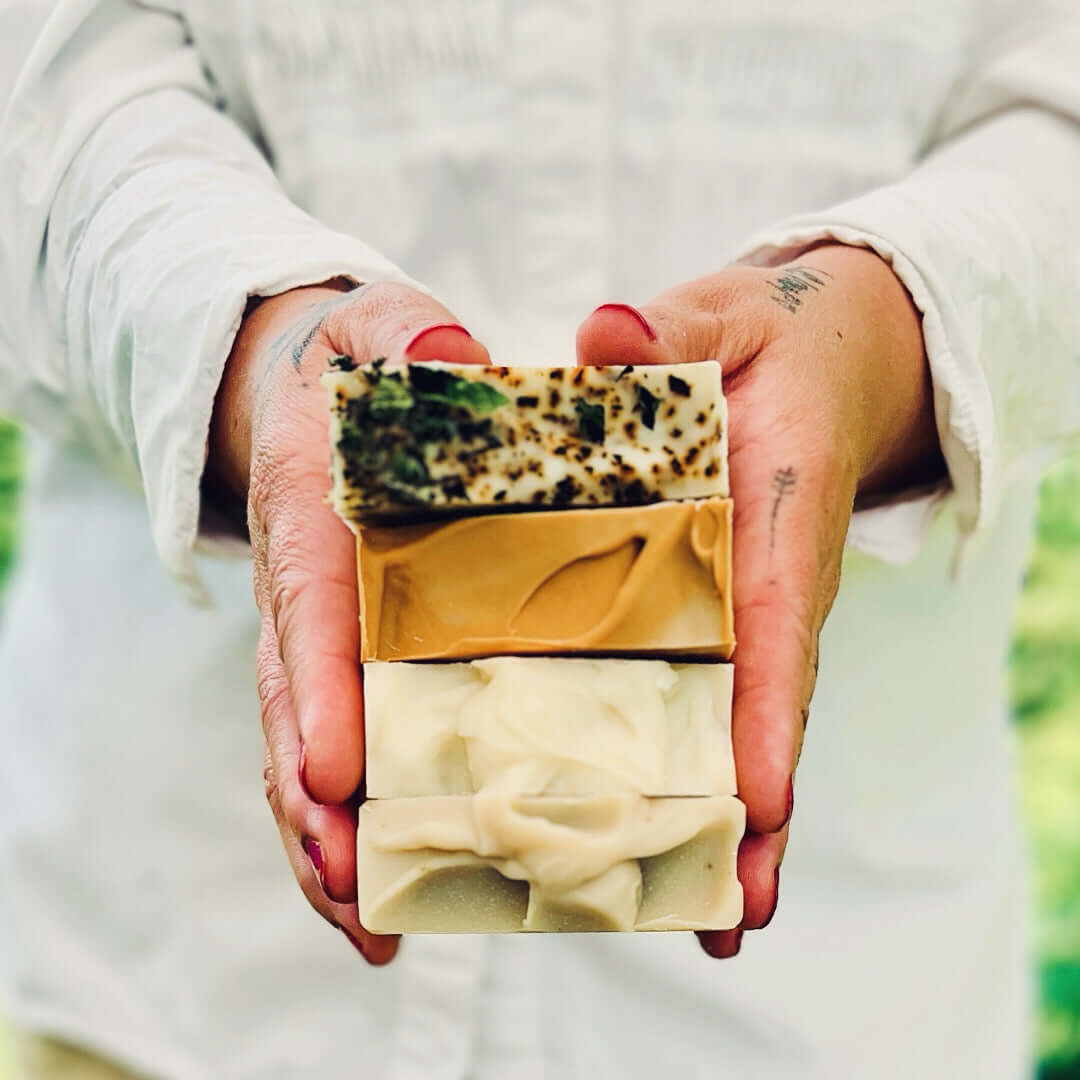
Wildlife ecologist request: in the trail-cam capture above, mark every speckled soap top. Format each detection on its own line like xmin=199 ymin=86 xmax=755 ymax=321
xmin=323 ymin=360 xmax=728 ymax=525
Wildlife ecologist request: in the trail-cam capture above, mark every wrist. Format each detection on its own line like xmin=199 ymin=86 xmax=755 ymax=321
xmin=787 ymin=244 xmax=944 ymax=497
xmin=206 ymin=280 xmax=354 ymax=505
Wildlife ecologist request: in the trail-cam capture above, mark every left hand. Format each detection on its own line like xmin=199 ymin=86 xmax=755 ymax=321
xmin=576 ymin=244 xmax=945 ymax=957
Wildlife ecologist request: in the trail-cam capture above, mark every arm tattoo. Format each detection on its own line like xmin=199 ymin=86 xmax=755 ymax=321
xmin=766 ymin=266 xmax=832 ymax=314
xmin=769 ymin=466 xmax=798 ymax=557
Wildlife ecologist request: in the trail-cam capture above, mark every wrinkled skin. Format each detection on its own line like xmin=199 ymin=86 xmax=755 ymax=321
xmin=207 ymin=243 xmax=942 ymax=963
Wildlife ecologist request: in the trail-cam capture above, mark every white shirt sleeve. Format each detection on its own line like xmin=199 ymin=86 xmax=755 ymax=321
xmin=0 ymin=1 xmax=421 ymax=599
xmin=732 ymin=6 xmax=1080 ymax=565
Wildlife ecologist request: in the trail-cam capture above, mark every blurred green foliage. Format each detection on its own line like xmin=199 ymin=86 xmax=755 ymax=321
xmin=0 ymin=423 xmax=1076 ymax=1076
xmin=1013 ymin=456 xmax=1080 ymax=1077
xmin=0 ymin=418 xmax=17 ymax=587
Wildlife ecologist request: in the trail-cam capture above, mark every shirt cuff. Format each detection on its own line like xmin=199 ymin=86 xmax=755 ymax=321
xmin=731 ymin=210 xmax=994 ymax=568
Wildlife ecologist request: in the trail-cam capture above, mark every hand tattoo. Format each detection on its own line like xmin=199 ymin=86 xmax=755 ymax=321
xmin=766 ymin=266 xmax=832 ymax=314
xmin=770 ymin=466 xmax=798 ymax=557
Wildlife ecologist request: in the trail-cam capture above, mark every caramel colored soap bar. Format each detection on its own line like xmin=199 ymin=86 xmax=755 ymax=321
xmin=358 ymin=498 xmax=734 ymax=661
xmin=356 ymin=794 xmax=745 ymax=933
xmin=363 ymin=657 xmax=736 ymax=799
xmin=325 ymin=361 xmax=727 ymax=524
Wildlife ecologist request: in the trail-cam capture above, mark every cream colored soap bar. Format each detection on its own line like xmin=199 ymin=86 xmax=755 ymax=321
xmin=356 ymin=794 xmax=744 ymax=933
xmin=325 ymin=361 xmax=727 ymax=524
xmin=363 ymin=657 xmax=735 ymax=799
xmin=358 ymin=498 xmax=734 ymax=661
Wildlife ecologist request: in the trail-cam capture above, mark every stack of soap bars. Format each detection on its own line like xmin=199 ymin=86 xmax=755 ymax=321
xmin=324 ymin=359 xmax=743 ymax=933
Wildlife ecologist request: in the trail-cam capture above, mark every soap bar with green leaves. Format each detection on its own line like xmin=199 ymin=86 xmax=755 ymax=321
xmin=324 ymin=360 xmax=728 ymax=525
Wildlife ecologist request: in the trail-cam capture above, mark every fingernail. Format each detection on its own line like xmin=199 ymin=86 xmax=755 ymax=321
xmin=303 ymin=838 xmax=326 ymax=889
xmin=593 ymin=303 xmax=658 ymax=343
xmin=298 ymin=741 xmax=312 ymax=801
xmin=761 ymin=866 xmax=781 ymax=929
xmin=342 ymin=928 xmax=368 ymax=959
xmin=699 ymin=928 xmax=743 ymax=959
xmin=784 ymin=777 xmax=794 ymax=827
xmin=404 ymin=323 xmax=472 ymax=358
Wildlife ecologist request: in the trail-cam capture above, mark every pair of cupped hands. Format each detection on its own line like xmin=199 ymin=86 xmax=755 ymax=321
xmin=208 ymin=244 xmax=943 ymax=965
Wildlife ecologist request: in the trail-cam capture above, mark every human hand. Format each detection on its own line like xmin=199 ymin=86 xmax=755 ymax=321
xmin=576 ymin=245 xmax=945 ymax=957
xmin=207 ymin=280 xmax=490 ymax=964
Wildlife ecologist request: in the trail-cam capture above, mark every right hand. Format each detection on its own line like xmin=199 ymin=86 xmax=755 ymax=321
xmin=207 ymin=280 xmax=490 ymax=964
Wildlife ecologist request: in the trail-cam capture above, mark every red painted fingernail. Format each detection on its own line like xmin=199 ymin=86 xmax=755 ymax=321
xmin=342 ymin=928 xmax=368 ymax=959
xmin=404 ymin=323 xmax=472 ymax=358
xmin=593 ymin=303 xmax=658 ymax=342
xmin=699 ymin=928 xmax=743 ymax=959
xmin=303 ymin=837 xmax=326 ymax=889
xmin=298 ymin=742 xmax=312 ymax=801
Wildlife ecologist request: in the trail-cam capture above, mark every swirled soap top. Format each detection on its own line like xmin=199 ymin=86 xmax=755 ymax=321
xmin=324 ymin=360 xmax=728 ymax=524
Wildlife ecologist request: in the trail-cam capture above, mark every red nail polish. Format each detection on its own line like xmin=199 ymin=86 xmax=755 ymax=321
xmin=761 ymin=867 xmax=781 ymax=929
xmin=700 ymin=928 xmax=743 ymax=959
xmin=593 ymin=303 xmax=658 ymax=342
xmin=404 ymin=323 xmax=472 ymax=358
xmin=342 ymin=928 xmax=368 ymax=959
xmin=303 ymin=837 xmax=325 ymax=888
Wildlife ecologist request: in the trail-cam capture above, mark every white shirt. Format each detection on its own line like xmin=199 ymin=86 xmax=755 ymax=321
xmin=1 ymin=2 xmax=1079 ymax=1077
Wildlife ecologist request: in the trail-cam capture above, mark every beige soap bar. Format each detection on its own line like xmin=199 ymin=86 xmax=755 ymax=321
xmin=363 ymin=657 xmax=736 ymax=799
xmin=325 ymin=361 xmax=727 ymax=524
xmin=356 ymin=794 xmax=744 ymax=933
xmin=357 ymin=498 xmax=734 ymax=661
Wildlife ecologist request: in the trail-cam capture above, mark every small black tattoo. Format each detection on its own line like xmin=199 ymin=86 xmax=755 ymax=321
xmin=290 ymin=317 xmax=326 ymax=371
xmin=766 ymin=266 xmax=832 ymax=314
xmin=769 ymin=466 xmax=798 ymax=555
xmin=257 ymin=295 xmax=348 ymax=401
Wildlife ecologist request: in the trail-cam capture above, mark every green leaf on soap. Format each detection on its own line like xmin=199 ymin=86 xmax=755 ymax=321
xmin=408 ymin=366 xmax=509 ymax=414
xmin=369 ymin=372 xmax=415 ymax=416
xmin=389 ymin=449 xmax=430 ymax=486
xmin=574 ymin=397 xmax=606 ymax=443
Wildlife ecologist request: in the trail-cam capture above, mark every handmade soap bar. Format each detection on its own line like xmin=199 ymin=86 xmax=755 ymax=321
xmin=357 ymin=498 xmax=734 ymax=661
xmin=363 ymin=657 xmax=736 ymax=799
xmin=324 ymin=360 xmax=727 ymax=523
xmin=355 ymin=794 xmax=745 ymax=933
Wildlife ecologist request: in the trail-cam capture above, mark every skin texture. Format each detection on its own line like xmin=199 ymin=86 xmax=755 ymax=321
xmin=207 ymin=243 xmax=943 ymax=964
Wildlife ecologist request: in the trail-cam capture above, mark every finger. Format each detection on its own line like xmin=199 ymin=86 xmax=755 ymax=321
xmin=737 ymin=825 xmax=789 ymax=930
xmin=265 ymin=745 xmax=400 ymax=965
xmin=696 ymin=824 xmax=789 ymax=958
xmin=257 ymin=619 xmax=361 ymax=904
xmin=263 ymin=286 xmax=490 ymax=806
xmin=725 ymin=357 xmax=849 ymax=834
xmin=325 ymin=281 xmax=492 ymax=368
xmin=575 ymin=268 xmax=773 ymax=371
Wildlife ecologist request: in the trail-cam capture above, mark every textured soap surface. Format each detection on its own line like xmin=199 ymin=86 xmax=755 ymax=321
xmin=325 ymin=361 xmax=727 ymax=524
xmin=356 ymin=794 xmax=745 ymax=933
xmin=357 ymin=498 xmax=734 ymax=661
xmin=363 ymin=657 xmax=736 ymax=799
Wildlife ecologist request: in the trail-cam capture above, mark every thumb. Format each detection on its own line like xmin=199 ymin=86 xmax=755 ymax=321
xmin=325 ymin=282 xmax=492 ymax=370
xmin=575 ymin=268 xmax=772 ymax=371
